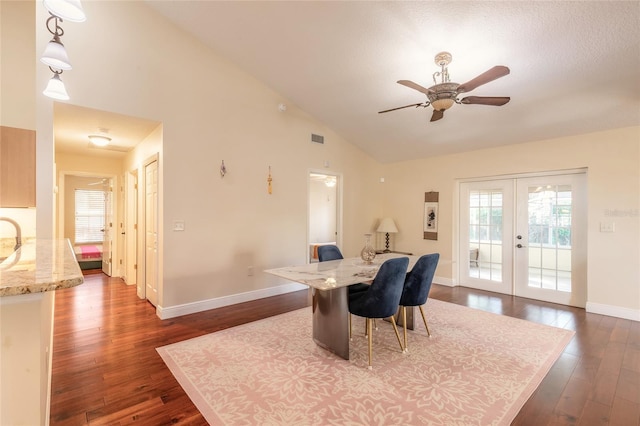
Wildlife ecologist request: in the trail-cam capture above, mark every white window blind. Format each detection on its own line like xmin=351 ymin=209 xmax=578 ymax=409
xmin=75 ymin=189 xmax=105 ymax=243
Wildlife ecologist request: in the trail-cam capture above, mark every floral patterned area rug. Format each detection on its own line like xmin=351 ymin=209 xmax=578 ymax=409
xmin=157 ymin=299 xmax=574 ymax=425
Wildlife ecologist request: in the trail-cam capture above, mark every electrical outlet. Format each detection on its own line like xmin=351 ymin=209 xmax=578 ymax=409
xmin=173 ymin=220 xmax=185 ymax=231
xmin=247 ymin=266 xmax=254 ymax=276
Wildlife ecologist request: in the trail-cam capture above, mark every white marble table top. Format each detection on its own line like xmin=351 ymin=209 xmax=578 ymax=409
xmin=265 ymin=253 xmax=419 ymax=291
xmin=0 ymin=239 xmax=84 ymax=297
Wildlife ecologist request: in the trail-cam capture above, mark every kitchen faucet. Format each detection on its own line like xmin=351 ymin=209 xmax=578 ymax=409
xmin=0 ymin=217 xmax=22 ymax=251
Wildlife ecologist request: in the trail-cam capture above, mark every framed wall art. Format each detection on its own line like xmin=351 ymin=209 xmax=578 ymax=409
xmin=423 ymin=191 xmax=439 ymax=240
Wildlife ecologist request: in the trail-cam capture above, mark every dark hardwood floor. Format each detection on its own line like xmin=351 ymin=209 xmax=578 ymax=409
xmin=50 ymin=272 xmax=640 ymax=425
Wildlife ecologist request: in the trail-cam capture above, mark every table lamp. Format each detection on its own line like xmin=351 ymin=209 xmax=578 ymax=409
xmin=377 ymin=218 xmax=398 ymax=253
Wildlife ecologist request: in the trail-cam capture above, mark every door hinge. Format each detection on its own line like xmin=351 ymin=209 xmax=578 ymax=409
xmin=134 ymin=224 xmax=138 ymax=230
xmin=134 ymin=264 xmax=137 ymax=270
xmin=119 ymin=259 xmax=122 ymax=265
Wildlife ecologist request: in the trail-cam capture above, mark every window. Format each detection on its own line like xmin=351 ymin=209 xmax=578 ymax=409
xmin=527 ymin=185 xmax=572 ymax=248
xmin=75 ymin=189 xmax=105 ymax=243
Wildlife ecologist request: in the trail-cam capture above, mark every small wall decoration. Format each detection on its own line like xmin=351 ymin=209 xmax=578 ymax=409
xmin=423 ymin=191 xmax=439 ymax=240
xmin=267 ymin=166 xmax=273 ymax=194
xmin=220 ymin=160 xmax=227 ymax=177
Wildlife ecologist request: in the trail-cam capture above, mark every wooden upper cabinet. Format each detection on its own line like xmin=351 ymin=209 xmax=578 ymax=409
xmin=0 ymin=126 xmax=36 ymax=207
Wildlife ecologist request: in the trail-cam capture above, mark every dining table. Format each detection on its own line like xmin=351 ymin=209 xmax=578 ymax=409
xmin=265 ymin=253 xmax=420 ymax=360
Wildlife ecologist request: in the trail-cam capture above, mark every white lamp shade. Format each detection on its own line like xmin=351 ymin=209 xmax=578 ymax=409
xmin=43 ymin=73 xmax=69 ymax=100
xmin=43 ymin=0 xmax=86 ymax=22
xmin=377 ymin=218 xmax=398 ymax=233
xmin=40 ymin=37 xmax=72 ymax=70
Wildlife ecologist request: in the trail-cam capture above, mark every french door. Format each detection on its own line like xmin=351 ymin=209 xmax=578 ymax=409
xmin=459 ymin=172 xmax=587 ymax=307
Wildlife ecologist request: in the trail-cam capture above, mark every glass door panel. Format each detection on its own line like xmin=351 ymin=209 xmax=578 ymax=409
xmin=459 ymin=180 xmax=513 ymax=295
xmin=515 ymin=175 xmax=586 ymax=306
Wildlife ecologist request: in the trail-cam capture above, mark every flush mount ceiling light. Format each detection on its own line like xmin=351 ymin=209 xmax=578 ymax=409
xmin=41 ymin=15 xmax=71 ymax=70
xmin=379 ymin=51 xmax=511 ymax=122
xmin=88 ymin=131 xmax=112 ymax=147
xmin=43 ymin=69 xmax=69 ymax=100
xmin=43 ymin=0 xmax=86 ymax=22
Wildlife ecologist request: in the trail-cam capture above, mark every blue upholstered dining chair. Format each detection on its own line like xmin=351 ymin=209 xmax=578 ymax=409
xmin=348 ymin=257 xmax=409 ymax=369
xmin=399 ymin=253 xmax=440 ymax=351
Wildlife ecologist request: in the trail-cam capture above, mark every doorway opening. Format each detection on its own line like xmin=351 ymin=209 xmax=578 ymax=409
xmin=53 ymin=102 xmax=161 ymax=293
xmin=308 ymin=171 xmax=341 ymax=263
xmin=57 ymin=173 xmax=115 ymax=275
xmin=458 ymin=170 xmax=587 ymax=307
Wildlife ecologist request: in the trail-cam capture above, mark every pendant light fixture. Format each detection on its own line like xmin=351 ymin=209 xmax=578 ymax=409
xmin=40 ymin=0 xmax=86 ymax=101
xmin=43 ymin=0 xmax=86 ymax=23
xmin=41 ymin=15 xmax=71 ymax=70
xmin=43 ymin=69 xmax=70 ymax=100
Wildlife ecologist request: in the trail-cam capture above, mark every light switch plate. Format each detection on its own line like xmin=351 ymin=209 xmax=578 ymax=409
xmin=173 ymin=220 xmax=185 ymax=231
xmin=600 ymin=221 xmax=615 ymax=232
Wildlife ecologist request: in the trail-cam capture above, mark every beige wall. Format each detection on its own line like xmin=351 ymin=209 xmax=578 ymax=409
xmin=36 ymin=1 xmax=383 ymax=311
xmin=22 ymin=1 xmax=637 ymax=319
xmin=380 ymin=127 xmax=640 ymax=315
xmin=0 ymin=0 xmax=35 ymax=130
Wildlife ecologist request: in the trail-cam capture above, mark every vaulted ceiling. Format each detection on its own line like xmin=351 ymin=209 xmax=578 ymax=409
xmin=57 ymin=1 xmax=640 ymax=163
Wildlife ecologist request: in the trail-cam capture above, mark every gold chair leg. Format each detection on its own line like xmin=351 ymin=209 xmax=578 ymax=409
xmin=389 ymin=315 xmax=404 ymax=353
xmin=402 ymin=306 xmax=408 ymax=352
xmin=419 ymin=305 xmax=431 ymax=337
xmin=367 ymin=318 xmax=373 ymax=369
xmin=364 ymin=317 xmax=368 ymax=336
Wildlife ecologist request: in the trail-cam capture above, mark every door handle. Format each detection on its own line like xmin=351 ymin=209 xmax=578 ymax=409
xmin=516 ymin=243 xmax=526 ymax=248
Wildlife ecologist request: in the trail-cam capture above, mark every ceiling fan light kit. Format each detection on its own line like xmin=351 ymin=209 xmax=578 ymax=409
xmin=380 ymin=51 xmax=510 ymax=122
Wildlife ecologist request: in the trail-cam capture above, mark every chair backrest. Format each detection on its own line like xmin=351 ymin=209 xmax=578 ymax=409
xmin=357 ymin=257 xmax=409 ymax=318
xmin=317 ymin=245 xmax=343 ymax=262
xmin=400 ymin=253 xmax=440 ymax=307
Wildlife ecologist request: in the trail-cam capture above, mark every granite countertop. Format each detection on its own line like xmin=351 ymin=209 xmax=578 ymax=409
xmin=0 ymin=239 xmax=84 ymax=297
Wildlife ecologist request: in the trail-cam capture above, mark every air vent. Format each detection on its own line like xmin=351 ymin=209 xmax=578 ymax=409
xmin=311 ymin=134 xmax=324 ymax=144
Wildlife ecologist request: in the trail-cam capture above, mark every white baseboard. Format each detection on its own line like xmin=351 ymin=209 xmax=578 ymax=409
xmin=156 ymin=282 xmax=307 ymax=320
xmin=434 ymin=276 xmax=455 ymax=287
xmin=586 ymin=301 xmax=640 ymax=322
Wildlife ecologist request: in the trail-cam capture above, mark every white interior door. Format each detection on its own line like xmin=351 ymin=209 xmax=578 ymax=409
xmin=101 ymin=181 xmax=113 ymax=276
xmin=124 ymin=171 xmax=138 ymax=286
xmin=514 ymin=174 xmax=587 ymax=306
xmin=459 ymin=179 xmax=514 ymax=294
xmin=145 ymin=160 xmax=158 ymax=306
xmin=459 ymin=172 xmax=587 ymax=307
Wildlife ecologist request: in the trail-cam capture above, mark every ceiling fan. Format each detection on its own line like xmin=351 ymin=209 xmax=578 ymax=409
xmin=379 ymin=52 xmax=510 ymax=122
